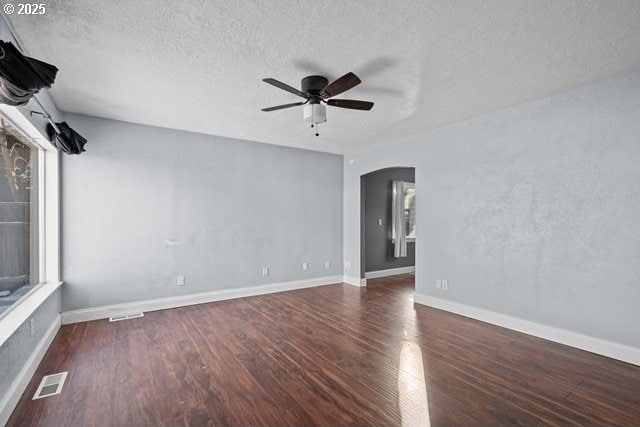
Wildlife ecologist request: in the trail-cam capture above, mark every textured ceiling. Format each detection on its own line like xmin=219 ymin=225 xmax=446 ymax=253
xmin=8 ymin=0 xmax=640 ymax=153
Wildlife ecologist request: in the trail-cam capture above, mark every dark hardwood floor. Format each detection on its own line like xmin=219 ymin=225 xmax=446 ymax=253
xmin=8 ymin=274 xmax=640 ymax=426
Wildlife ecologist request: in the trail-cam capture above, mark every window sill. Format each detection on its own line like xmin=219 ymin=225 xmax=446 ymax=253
xmin=391 ymin=238 xmax=416 ymax=243
xmin=0 ymin=281 xmax=62 ymax=348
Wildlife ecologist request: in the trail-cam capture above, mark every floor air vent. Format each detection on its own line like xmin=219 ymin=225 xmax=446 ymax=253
xmin=33 ymin=372 xmax=68 ymax=400
xmin=109 ymin=313 xmax=144 ymax=322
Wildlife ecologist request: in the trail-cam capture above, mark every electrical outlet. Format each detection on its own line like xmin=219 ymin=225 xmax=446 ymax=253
xmin=378 ymin=218 xmax=383 ymax=226
xmin=30 ymin=318 xmax=35 ymax=336
xmin=345 ymin=260 xmax=351 ymax=268
xmin=177 ymin=275 xmax=186 ymax=286
xmin=325 ymin=261 xmax=330 ymax=269
xmin=302 ymin=262 xmax=308 ymax=271
xmin=262 ymin=267 xmax=269 ymax=276
xmin=441 ymin=280 xmax=448 ymax=290
xmin=436 ymin=279 xmax=442 ymax=289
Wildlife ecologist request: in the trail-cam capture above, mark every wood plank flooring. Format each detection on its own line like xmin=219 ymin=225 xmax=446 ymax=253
xmin=8 ymin=274 xmax=640 ymax=426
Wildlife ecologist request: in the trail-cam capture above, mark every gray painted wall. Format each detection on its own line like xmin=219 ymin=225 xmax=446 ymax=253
xmin=362 ymin=167 xmax=415 ymax=274
xmin=61 ymin=114 xmax=343 ymax=312
xmin=343 ymin=72 xmax=640 ymax=348
xmin=0 ymin=288 xmax=60 ymax=406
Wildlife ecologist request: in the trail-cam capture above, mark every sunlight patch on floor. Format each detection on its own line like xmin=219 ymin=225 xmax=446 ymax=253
xmin=398 ymin=341 xmax=430 ymax=427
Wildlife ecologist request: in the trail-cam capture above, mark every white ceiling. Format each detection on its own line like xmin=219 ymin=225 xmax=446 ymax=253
xmin=9 ymin=0 xmax=640 ymax=154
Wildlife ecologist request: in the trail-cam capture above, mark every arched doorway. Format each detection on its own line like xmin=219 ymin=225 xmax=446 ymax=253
xmin=360 ymin=167 xmax=416 ymax=286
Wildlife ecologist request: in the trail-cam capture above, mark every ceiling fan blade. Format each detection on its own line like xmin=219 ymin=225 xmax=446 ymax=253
xmin=261 ymin=102 xmax=306 ymax=112
xmin=322 ymin=72 xmax=361 ymax=98
xmin=262 ymin=78 xmax=308 ymax=98
xmin=326 ymin=99 xmax=374 ymax=111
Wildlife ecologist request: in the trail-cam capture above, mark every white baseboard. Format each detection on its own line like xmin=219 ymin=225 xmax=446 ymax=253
xmin=365 ymin=266 xmax=415 ymax=279
xmin=0 ymin=314 xmax=61 ymax=426
xmin=62 ymin=275 xmax=343 ymax=324
xmin=343 ymin=275 xmax=367 ymax=287
xmin=413 ymin=293 xmax=640 ymax=366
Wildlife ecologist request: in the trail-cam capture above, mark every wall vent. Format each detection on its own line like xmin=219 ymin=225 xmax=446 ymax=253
xmin=33 ymin=372 xmax=68 ymax=400
xmin=109 ymin=313 xmax=144 ymax=322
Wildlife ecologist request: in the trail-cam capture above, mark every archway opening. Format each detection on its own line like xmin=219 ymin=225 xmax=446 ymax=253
xmin=360 ymin=167 xmax=416 ymax=290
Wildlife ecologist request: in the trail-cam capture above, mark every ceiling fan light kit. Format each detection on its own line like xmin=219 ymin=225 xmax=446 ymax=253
xmin=262 ymin=72 xmax=374 ymax=137
xmin=304 ymin=103 xmax=326 ymax=125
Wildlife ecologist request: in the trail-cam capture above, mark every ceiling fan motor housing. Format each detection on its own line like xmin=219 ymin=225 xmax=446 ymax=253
xmin=301 ymin=75 xmax=329 ymax=95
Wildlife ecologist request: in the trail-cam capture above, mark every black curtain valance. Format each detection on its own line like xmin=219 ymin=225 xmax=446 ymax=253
xmin=0 ymin=40 xmax=57 ymax=106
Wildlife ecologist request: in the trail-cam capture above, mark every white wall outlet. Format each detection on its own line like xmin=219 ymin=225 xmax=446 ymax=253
xmin=345 ymin=260 xmax=351 ymax=268
xmin=29 ymin=318 xmax=35 ymax=336
xmin=436 ymin=279 xmax=442 ymax=289
xmin=262 ymin=267 xmax=269 ymax=276
xmin=378 ymin=218 xmax=383 ymax=226
xmin=325 ymin=261 xmax=330 ymax=269
xmin=441 ymin=280 xmax=448 ymax=290
xmin=177 ymin=275 xmax=186 ymax=286
xmin=302 ymin=262 xmax=308 ymax=271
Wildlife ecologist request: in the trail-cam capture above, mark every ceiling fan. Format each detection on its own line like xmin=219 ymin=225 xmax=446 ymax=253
xmin=261 ymin=72 xmax=374 ymax=136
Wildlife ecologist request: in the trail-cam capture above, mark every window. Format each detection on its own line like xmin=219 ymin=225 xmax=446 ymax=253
xmin=0 ymin=118 xmax=41 ymax=317
xmin=392 ymin=181 xmax=416 ymax=242
xmin=404 ymin=183 xmax=416 ymax=240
